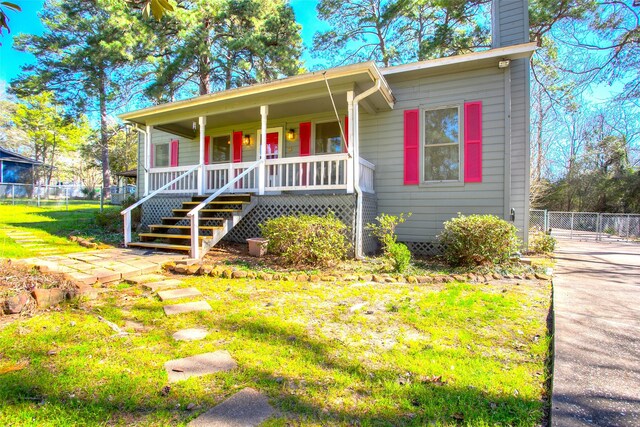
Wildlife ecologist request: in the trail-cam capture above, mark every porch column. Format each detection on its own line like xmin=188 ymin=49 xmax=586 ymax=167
xmin=198 ymin=116 xmax=207 ymax=195
xmin=258 ymin=105 xmax=268 ymax=195
xmin=145 ymin=125 xmax=152 ymax=196
xmin=346 ymin=91 xmax=355 ymax=194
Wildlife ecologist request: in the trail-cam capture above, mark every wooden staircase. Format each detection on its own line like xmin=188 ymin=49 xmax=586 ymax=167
xmin=128 ymin=193 xmax=254 ymax=253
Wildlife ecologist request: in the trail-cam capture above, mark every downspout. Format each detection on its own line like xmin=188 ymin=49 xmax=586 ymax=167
xmin=352 ymin=80 xmax=381 ymax=259
xmin=124 ymin=121 xmax=148 ymax=198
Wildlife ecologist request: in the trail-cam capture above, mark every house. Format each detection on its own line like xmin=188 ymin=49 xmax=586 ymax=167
xmin=0 ymin=147 xmax=41 ymax=185
xmin=119 ymin=0 xmax=534 ymax=259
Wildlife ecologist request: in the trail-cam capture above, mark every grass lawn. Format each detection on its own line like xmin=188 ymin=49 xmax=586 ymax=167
xmin=0 ymin=202 xmax=121 ymax=258
xmin=0 ymin=275 xmax=552 ymax=426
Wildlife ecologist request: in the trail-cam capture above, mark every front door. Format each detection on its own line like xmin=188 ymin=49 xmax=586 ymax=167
xmin=266 ymin=132 xmax=279 ymax=160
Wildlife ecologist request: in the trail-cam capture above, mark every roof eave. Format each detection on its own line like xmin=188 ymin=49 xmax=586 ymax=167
xmin=381 ymin=42 xmax=538 ymax=76
xmin=119 ymin=61 xmax=392 ymax=122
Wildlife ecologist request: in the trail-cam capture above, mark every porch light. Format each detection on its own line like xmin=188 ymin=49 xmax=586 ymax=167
xmin=243 ymin=134 xmax=252 ymax=146
xmin=286 ymin=128 xmax=296 ymax=141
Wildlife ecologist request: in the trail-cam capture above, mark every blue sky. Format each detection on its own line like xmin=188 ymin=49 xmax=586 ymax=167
xmin=0 ymin=0 xmax=324 ymax=85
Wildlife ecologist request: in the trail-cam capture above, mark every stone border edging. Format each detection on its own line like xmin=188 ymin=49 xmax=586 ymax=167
xmin=163 ymin=262 xmax=552 ymax=285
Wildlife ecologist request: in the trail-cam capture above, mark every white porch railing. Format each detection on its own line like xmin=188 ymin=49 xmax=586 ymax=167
xmin=205 ymin=161 xmax=259 ymax=193
xmin=359 ymin=157 xmax=375 ymax=194
xmin=149 ymin=165 xmax=198 ymax=193
xmin=150 ymin=154 xmax=374 ymax=195
xmin=121 ymin=164 xmax=200 ymax=246
xmin=265 ymin=153 xmax=349 ymax=191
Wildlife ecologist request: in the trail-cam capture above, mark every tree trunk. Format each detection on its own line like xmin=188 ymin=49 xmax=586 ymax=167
xmin=99 ymin=68 xmax=111 ymax=197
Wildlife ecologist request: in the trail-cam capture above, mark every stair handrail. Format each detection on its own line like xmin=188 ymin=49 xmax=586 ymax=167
xmin=186 ymin=159 xmax=263 ymax=259
xmin=121 ymin=164 xmax=201 ymax=247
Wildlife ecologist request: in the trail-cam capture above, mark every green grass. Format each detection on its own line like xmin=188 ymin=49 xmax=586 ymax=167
xmin=0 ymin=276 xmax=552 ymax=426
xmin=0 ymin=202 xmax=121 ymax=258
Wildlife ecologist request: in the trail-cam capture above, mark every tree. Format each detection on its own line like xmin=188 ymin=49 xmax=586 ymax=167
xmin=11 ymin=0 xmax=153 ymax=196
xmin=312 ymin=0 xmax=491 ymax=67
xmin=313 ymin=0 xmax=408 ymax=67
xmin=0 ymin=95 xmax=29 ymax=153
xmin=145 ymin=0 xmax=303 ymax=100
xmin=12 ymin=92 xmax=90 ymax=185
xmin=0 ymin=1 xmax=20 ymax=39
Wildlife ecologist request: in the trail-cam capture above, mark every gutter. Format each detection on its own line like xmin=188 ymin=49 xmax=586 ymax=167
xmin=124 ymin=121 xmax=149 ymax=197
xmin=352 ymin=80 xmax=382 ymax=259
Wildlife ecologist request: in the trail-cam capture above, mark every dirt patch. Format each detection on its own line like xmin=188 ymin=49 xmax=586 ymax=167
xmin=0 ymin=260 xmax=76 ymax=319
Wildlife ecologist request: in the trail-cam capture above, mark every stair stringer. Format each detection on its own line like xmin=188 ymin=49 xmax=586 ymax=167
xmin=199 ymin=198 xmax=257 ymax=257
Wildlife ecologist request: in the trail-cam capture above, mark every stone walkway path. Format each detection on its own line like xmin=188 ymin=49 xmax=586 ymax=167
xmin=2 ymin=226 xmax=59 ymax=256
xmin=126 ymin=275 xmax=272 ymax=426
xmin=15 ymin=248 xmax=186 ymax=286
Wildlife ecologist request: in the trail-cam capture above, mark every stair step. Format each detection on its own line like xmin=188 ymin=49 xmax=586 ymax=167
xmin=161 ymin=217 xmax=225 ymax=222
xmin=128 ymin=242 xmax=190 ymax=251
xmin=181 ymin=201 xmax=250 ymax=206
xmin=139 ymin=233 xmax=206 ymax=240
xmin=191 ymin=193 xmax=252 ymax=201
xmin=172 ymin=208 xmax=240 ymax=213
xmin=149 ymin=225 xmax=223 ymax=231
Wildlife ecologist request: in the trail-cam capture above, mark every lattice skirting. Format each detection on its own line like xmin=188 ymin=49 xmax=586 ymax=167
xmin=225 ymin=194 xmax=357 ymax=249
xmin=362 ymin=193 xmax=379 ymax=255
xmin=140 ymin=195 xmax=191 ymax=230
xmin=403 ymin=241 xmax=446 ymax=256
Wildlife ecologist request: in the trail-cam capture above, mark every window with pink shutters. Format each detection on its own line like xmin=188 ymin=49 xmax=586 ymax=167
xmin=403 ymin=109 xmax=420 ymax=185
xmin=464 ymin=101 xmax=482 ymax=183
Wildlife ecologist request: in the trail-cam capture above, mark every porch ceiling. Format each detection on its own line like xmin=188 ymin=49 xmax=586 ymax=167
xmin=120 ymin=62 xmax=394 ymax=137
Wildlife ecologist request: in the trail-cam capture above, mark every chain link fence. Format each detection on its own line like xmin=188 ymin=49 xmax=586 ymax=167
xmin=0 ymin=183 xmax=110 ymax=208
xmin=529 ymin=209 xmax=640 ymax=242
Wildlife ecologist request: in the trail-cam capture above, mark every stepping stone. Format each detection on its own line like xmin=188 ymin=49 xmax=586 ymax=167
xmin=142 ymin=279 xmax=183 ymax=292
xmin=173 ymin=328 xmax=209 ymax=341
xmin=164 ymin=301 xmax=212 ymax=316
xmin=187 ymin=387 xmax=275 ymax=427
xmin=158 ymin=287 xmax=202 ymax=301
xmin=125 ymin=273 xmax=166 ymax=285
xmin=164 ymin=351 xmax=237 ymax=383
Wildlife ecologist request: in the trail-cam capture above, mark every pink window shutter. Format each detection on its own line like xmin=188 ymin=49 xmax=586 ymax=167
xmin=204 ymin=136 xmax=210 ymax=165
xmin=232 ymin=131 xmax=243 ymax=163
xmin=464 ymin=101 xmax=482 ymax=183
xmin=170 ymin=140 xmax=179 ymax=167
xmin=299 ymin=122 xmax=311 ymax=185
xmin=344 ymin=116 xmax=349 ymax=151
xmin=299 ymin=122 xmax=311 ymax=156
xmin=403 ymin=109 xmax=420 ymax=185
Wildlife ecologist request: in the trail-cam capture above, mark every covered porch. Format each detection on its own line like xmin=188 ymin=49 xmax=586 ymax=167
xmin=121 ymin=62 xmax=393 ymax=197
xmin=119 ymin=62 xmax=394 ymax=259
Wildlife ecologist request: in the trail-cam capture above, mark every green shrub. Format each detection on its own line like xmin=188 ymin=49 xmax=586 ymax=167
xmin=260 ymin=213 xmax=348 ymax=267
xmin=388 ymin=242 xmax=411 ymax=273
xmin=95 ymin=210 xmax=122 ymax=233
xmin=439 ymin=214 xmax=520 ymax=267
xmin=367 ymin=212 xmax=412 ymax=272
xmin=529 ymin=230 xmax=556 ymax=254
xmin=81 ymin=187 xmax=97 ymax=200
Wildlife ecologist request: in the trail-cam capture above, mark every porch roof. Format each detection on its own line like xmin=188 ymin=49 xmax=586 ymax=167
xmin=119 ymin=62 xmax=394 ymax=137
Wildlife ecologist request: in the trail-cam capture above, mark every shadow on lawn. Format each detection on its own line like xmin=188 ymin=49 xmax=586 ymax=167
xmin=7 ymin=207 xmax=122 ymax=248
xmin=0 ymin=304 xmax=552 ymax=426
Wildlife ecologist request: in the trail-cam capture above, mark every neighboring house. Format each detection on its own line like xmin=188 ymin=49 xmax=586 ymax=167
xmin=119 ymin=0 xmax=533 ymax=259
xmin=0 ymin=147 xmax=41 ymax=185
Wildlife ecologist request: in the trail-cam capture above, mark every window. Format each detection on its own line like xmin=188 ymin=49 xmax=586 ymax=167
xmin=154 ymin=143 xmax=169 ymax=167
xmin=210 ymin=135 xmax=231 ymax=163
xmin=315 ymin=121 xmax=343 ymax=154
xmin=423 ymin=106 xmax=460 ymax=182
